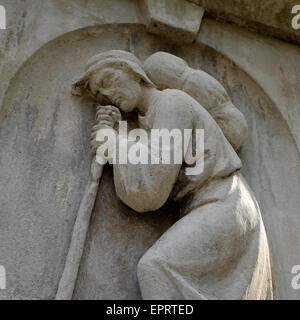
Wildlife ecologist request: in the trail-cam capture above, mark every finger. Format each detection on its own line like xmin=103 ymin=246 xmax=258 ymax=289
xmin=92 ymin=124 xmax=104 ymax=131
xmin=92 ymin=121 xmax=113 ymax=131
xmin=96 ymin=110 xmax=113 ymax=118
xmin=97 ymin=107 xmax=121 ymax=118
xmin=97 ymin=120 xmax=114 ymax=127
xmin=96 ymin=112 xmax=115 ymax=122
xmin=110 ymin=106 xmax=121 ymax=113
xmin=97 ymin=105 xmax=118 ymax=112
xmin=96 ymin=114 xmax=114 ymax=122
xmin=99 ymin=107 xmax=121 ymax=119
xmin=105 ymin=105 xmax=120 ymax=111
xmin=96 ymin=104 xmax=112 ymax=110
xmin=96 ymin=114 xmax=114 ymax=123
xmin=90 ymin=132 xmax=98 ymax=140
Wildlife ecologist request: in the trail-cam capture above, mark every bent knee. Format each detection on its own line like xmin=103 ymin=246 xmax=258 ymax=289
xmin=137 ymin=246 xmax=165 ymax=277
xmin=137 ymin=249 xmax=155 ymax=274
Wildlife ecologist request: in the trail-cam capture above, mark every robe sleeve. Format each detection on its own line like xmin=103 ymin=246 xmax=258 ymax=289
xmin=113 ymin=95 xmax=194 ymax=213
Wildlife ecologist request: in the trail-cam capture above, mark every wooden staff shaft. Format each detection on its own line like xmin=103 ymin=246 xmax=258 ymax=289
xmin=55 ymin=160 xmax=103 ymax=300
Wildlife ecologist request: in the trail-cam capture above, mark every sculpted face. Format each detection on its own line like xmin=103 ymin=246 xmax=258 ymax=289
xmin=89 ymin=67 xmax=142 ymax=112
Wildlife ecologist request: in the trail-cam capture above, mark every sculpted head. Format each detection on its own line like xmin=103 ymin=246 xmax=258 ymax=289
xmin=72 ymin=50 xmax=155 ymax=112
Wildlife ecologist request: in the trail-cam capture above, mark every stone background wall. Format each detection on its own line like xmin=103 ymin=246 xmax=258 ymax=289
xmin=187 ymin=0 xmax=300 ymax=45
xmin=0 ymin=0 xmax=299 ymax=300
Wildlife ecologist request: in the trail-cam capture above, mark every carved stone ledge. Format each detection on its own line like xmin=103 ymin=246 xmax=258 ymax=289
xmin=141 ymin=0 xmax=205 ymax=43
xmin=187 ymin=0 xmax=300 ymax=45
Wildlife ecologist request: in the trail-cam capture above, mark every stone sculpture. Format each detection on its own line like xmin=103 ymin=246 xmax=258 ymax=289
xmin=63 ymin=50 xmax=273 ymax=300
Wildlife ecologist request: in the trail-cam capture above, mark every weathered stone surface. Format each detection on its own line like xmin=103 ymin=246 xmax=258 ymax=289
xmin=188 ymin=0 xmax=300 ymax=44
xmin=0 ymin=21 xmax=193 ymax=300
xmin=68 ymin=48 xmax=273 ymax=299
xmin=73 ymin=167 xmax=178 ymax=300
xmin=142 ymin=0 xmax=204 ymax=43
xmin=0 ymin=0 xmax=299 ymax=300
xmin=196 ymin=20 xmax=300 ymax=299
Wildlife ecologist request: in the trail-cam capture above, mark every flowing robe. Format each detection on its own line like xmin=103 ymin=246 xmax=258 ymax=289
xmin=113 ymin=89 xmax=273 ymax=300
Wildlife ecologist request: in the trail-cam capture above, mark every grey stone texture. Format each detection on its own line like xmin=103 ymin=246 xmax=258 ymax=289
xmin=0 ymin=0 xmax=299 ymax=300
xmin=187 ymin=0 xmax=300 ymax=45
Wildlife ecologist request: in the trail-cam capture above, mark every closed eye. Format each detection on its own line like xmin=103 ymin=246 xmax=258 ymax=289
xmin=101 ymin=74 xmax=114 ymax=89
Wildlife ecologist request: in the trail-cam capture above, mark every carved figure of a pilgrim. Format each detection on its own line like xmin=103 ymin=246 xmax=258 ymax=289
xmin=72 ymin=50 xmax=273 ymax=300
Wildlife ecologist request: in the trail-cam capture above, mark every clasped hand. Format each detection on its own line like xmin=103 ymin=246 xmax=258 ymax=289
xmin=90 ymin=105 xmax=121 ymax=155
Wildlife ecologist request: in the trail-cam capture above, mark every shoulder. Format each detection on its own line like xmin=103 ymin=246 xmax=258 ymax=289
xmin=161 ymin=88 xmax=193 ymax=100
xmin=151 ymin=89 xmax=195 ymax=128
xmin=159 ymin=88 xmax=213 ymax=119
xmin=159 ymin=89 xmax=196 ymax=114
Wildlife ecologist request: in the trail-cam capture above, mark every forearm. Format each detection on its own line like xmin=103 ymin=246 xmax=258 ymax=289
xmin=113 ymin=160 xmax=180 ymax=213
